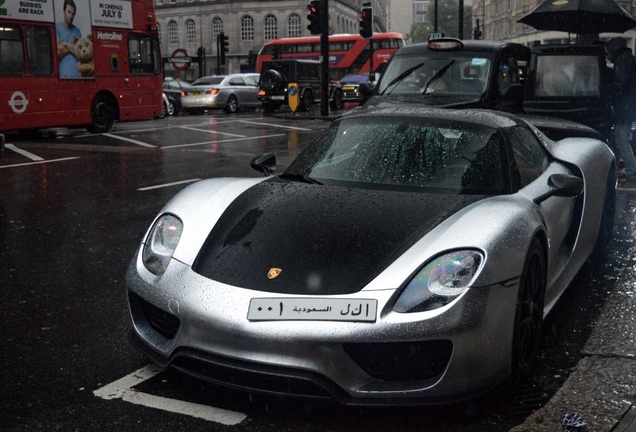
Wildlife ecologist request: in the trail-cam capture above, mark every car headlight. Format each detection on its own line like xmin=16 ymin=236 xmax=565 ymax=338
xmin=394 ymin=250 xmax=483 ymax=313
xmin=142 ymin=214 xmax=183 ymax=275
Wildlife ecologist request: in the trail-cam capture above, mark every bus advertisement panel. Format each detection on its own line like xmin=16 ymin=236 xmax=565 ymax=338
xmin=256 ymin=33 xmax=406 ymax=80
xmin=0 ymin=0 xmax=162 ymax=134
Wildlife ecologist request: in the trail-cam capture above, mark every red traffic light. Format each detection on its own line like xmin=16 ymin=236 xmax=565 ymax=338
xmin=307 ymin=4 xmax=317 ymax=13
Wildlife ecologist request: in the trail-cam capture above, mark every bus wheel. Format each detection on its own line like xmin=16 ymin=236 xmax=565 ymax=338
xmin=88 ymin=94 xmax=116 ymax=133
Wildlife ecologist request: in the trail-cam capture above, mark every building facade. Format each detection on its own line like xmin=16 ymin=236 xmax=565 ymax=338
xmin=155 ymin=0 xmax=388 ymax=80
xmin=472 ymin=0 xmax=636 ymax=49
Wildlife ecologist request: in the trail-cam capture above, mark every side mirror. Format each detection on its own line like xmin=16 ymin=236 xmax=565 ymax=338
xmin=534 ymin=173 xmax=584 ymax=204
xmin=251 ymin=153 xmax=276 ymax=176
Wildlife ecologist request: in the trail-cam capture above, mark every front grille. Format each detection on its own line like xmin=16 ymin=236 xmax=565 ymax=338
xmin=342 ymin=340 xmax=453 ymax=381
xmin=129 ymin=292 xmax=180 ymax=339
xmin=170 ymin=350 xmax=339 ymax=400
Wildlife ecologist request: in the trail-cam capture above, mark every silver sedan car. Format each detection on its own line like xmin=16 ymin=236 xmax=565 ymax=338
xmin=181 ymin=74 xmax=260 ymax=114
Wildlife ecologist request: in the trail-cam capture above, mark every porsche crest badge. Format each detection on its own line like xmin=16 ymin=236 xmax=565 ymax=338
xmin=267 ymin=268 xmax=282 ymax=279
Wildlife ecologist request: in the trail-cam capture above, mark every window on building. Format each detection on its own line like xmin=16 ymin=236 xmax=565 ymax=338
xmin=213 ymin=17 xmax=223 ymax=41
xmin=264 ymin=15 xmax=278 ymax=40
xmin=241 ymin=15 xmax=254 ymax=41
xmin=186 ymin=19 xmax=196 ymax=45
xmin=168 ymin=20 xmax=178 ymax=45
xmin=288 ymin=14 xmax=301 ymax=38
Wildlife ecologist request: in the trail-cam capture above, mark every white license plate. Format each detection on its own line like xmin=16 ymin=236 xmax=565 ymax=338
xmin=270 ymin=95 xmax=285 ymax=101
xmin=248 ymin=298 xmax=377 ymax=322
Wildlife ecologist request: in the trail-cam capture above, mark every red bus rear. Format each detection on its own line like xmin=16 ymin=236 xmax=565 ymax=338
xmin=256 ymin=33 xmax=406 ymax=80
xmin=0 ymin=0 xmax=163 ymax=134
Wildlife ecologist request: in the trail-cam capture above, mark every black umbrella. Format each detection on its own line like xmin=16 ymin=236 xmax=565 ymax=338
xmin=518 ymin=0 xmax=636 ymax=34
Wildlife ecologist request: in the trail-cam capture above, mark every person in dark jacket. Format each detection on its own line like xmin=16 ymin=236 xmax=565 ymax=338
xmin=605 ymin=37 xmax=636 ymax=189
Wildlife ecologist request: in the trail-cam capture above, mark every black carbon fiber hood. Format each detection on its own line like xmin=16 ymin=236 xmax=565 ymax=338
xmin=192 ymin=178 xmax=481 ymax=295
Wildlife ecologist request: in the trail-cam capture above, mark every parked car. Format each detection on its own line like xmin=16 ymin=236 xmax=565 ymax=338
xmin=364 ymin=36 xmax=613 ymax=141
xmin=340 ymin=74 xmax=378 ymax=104
xmin=162 ymin=79 xmax=191 ymax=115
xmin=258 ymin=59 xmax=343 ymax=113
xmin=181 ymin=74 xmax=260 ymax=114
xmin=126 ymin=104 xmax=615 ymax=405
xmin=156 ymin=93 xmax=174 ymax=119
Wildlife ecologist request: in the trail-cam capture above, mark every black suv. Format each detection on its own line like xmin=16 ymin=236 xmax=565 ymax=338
xmin=258 ymin=59 xmax=343 ymax=113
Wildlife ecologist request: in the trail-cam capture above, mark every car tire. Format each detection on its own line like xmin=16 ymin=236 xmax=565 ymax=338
xmin=87 ymin=94 xmax=116 ymax=133
xmin=261 ymin=69 xmax=284 ymax=91
xmin=591 ymin=167 xmax=616 ymax=261
xmin=511 ymin=238 xmax=546 ymax=381
xmin=225 ymin=95 xmax=239 ymax=113
xmin=167 ymin=98 xmax=176 ymax=116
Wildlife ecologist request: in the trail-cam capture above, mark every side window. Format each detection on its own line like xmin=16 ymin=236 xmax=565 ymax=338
xmin=129 ymin=35 xmax=161 ymax=74
xmin=27 ymin=26 xmax=53 ymax=76
xmin=509 ymin=126 xmax=550 ymax=187
xmin=0 ymin=26 xmax=25 ymax=75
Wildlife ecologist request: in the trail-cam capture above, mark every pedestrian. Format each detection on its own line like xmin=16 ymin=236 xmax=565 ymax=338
xmin=605 ymin=37 xmax=636 ymax=189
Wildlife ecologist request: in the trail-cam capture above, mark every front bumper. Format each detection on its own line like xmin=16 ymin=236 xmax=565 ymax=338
xmin=126 ymin=250 xmax=518 ymax=405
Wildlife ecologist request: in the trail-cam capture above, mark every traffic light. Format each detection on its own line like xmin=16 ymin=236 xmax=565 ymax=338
xmin=220 ymin=32 xmax=229 ymax=65
xmin=306 ymin=0 xmax=321 ymax=35
xmin=197 ymin=46 xmax=205 ymax=62
xmin=359 ymin=6 xmax=373 ymax=38
xmin=473 ymin=18 xmax=482 ymax=40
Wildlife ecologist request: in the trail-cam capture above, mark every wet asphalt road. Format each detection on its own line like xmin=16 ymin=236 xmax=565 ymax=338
xmin=1 ymin=112 xmax=635 ymax=432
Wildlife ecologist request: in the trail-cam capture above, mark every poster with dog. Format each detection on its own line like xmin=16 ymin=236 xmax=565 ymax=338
xmin=55 ymin=0 xmax=93 ymax=78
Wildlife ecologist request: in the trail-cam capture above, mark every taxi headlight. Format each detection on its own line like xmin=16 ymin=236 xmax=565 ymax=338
xmin=142 ymin=214 xmax=183 ymax=275
xmin=394 ymin=250 xmax=483 ymax=313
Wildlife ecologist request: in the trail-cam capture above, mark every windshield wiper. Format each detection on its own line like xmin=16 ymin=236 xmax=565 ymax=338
xmin=280 ymin=173 xmax=323 ymax=185
xmin=380 ymin=62 xmax=425 ymax=95
xmin=421 ymin=60 xmax=456 ymax=94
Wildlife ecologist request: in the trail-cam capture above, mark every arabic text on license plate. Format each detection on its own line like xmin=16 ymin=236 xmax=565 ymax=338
xmin=270 ymin=95 xmax=285 ymax=101
xmin=247 ymin=298 xmax=377 ymax=322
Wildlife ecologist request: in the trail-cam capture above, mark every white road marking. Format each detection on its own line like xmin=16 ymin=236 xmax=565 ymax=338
xmin=103 ymin=133 xmax=157 ymax=148
xmin=138 ymin=178 xmax=201 ymax=191
xmin=238 ymin=120 xmax=314 ymax=131
xmin=162 ymin=133 xmax=286 ymax=149
xmin=0 ymin=156 xmax=80 ymax=169
xmin=5 ymin=144 xmax=44 ymax=161
xmin=94 ymin=364 xmax=247 ymax=425
xmin=180 ymin=126 xmax=247 ymax=137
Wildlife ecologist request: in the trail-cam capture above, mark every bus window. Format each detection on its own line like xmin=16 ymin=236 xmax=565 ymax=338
xmin=0 ymin=26 xmax=24 ymax=75
xmin=129 ymin=35 xmax=160 ymax=74
xmin=26 ymin=26 xmax=53 ymax=76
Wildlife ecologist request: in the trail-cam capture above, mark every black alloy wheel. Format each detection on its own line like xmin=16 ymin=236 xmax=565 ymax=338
xmin=511 ymin=238 xmax=546 ymax=380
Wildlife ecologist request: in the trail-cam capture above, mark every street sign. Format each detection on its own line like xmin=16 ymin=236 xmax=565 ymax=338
xmin=170 ymin=48 xmax=192 ymax=71
xmin=288 ymin=83 xmax=299 ymax=112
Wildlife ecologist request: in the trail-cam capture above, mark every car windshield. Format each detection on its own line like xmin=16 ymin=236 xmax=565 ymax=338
xmin=284 ymin=116 xmax=506 ymax=194
xmin=377 ymin=54 xmax=492 ymax=97
xmin=341 ymin=75 xmax=369 ymax=84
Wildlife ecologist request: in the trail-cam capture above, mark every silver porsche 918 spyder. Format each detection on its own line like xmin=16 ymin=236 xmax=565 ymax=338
xmin=126 ymin=105 xmax=616 ymax=405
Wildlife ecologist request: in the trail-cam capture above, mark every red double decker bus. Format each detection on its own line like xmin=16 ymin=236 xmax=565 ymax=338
xmin=256 ymin=32 xmax=406 ymax=80
xmin=0 ymin=0 xmax=162 ymax=134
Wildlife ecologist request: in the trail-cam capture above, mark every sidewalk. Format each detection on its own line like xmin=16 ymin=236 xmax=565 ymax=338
xmin=511 ymin=199 xmax=636 ymax=432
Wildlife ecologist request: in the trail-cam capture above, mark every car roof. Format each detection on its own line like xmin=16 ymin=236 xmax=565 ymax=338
xmin=395 ymin=39 xmax=531 ymax=57
xmin=345 ymin=102 xmax=523 ymax=130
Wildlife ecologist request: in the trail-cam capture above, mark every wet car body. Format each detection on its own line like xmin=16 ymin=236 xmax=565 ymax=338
xmin=126 ymin=104 xmax=615 ymax=405
xmin=163 ymin=79 xmax=191 ymax=115
xmin=340 ymin=74 xmax=376 ymax=104
xmin=367 ymin=38 xmax=531 ymax=113
xmin=181 ymin=74 xmax=260 ymax=114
